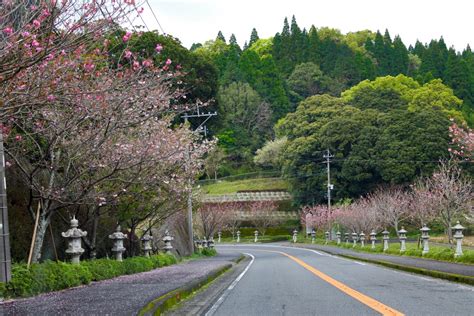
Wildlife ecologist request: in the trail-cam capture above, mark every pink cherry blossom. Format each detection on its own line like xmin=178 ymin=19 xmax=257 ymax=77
xmin=142 ymin=59 xmax=152 ymax=67
xmin=155 ymin=44 xmax=163 ymax=53
xmin=124 ymin=49 xmax=132 ymax=59
xmin=47 ymin=95 xmax=56 ymax=102
xmin=122 ymin=31 xmax=132 ymax=42
xmin=84 ymin=62 xmax=95 ymax=72
xmin=3 ymin=27 xmax=13 ymax=35
xmin=33 ymin=20 xmax=41 ymax=28
xmin=165 ymin=58 xmax=172 ymax=65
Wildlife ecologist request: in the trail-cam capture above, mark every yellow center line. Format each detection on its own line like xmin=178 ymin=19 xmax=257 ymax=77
xmin=263 ymin=250 xmax=404 ymax=316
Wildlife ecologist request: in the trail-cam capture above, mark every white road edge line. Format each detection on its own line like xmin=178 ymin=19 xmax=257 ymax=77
xmin=205 ymin=253 xmax=255 ymax=316
xmin=219 ymin=244 xmax=367 ymax=266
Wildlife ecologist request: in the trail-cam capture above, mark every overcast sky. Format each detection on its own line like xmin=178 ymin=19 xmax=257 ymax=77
xmin=139 ymin=0 xmax=473 ymax=51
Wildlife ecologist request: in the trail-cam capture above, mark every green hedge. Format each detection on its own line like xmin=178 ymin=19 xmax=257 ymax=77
xmin=1 ymin=253 xmax=177 ymax=298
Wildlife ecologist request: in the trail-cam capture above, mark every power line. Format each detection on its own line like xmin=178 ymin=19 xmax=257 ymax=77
xmin=145 ymin=0 xmax=165 ymax=34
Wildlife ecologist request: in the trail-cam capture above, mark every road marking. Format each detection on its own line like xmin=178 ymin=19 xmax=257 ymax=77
xmin=205 ymin=253 xmax=255 ymax=316
xmin=276 ymin=251 xmax=404 ymax=316
xmin=219 ymin=244 xmax=367 ymax=265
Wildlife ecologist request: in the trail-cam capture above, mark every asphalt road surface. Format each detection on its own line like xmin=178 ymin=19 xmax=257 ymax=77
xmin=207 ymin=244 xmax=474 ymax=316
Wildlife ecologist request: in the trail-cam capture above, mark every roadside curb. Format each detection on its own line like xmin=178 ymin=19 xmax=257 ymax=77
xmin=339 ymin=254 xmax=474 ymax=286
xmin=138 ymin=255 xmax=245 ymax=316
xmin=286 ymin=243 xmax=474 ymax=286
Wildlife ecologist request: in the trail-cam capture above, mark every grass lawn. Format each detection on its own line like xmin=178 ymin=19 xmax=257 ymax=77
xmin=200 ymin=177 xmax=289 ymax=195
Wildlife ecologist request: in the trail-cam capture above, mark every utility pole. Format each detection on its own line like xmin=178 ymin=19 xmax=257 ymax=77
xmin=182 ymin=106 xmax=217 ymax=254
xmin=0 ymin=132 xmax=11 ymax=282
xmin=323 ymin=149 xmax=334 ymax=212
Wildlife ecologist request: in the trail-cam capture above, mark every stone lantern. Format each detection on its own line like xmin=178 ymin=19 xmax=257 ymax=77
xmin=398 ymin=227 xmax=407 ymax=252
xmin=382 ymin=230 xmax=389 ymax=252
xmin=218 ymin=231 xmax=222 ymax=243
xmin=254 ymin=230 xmax=259 ymax=243
xmin=359 ymin=232 xmax=365 ymax=247
xmin=61 ymin=216 xmax=87 ymax=264
xmin=344 ymin=233 xmax=349 ymax=245
xmin=452 ymin=221 xmax=465 ymax=258
xmin=336 ymin=231 xmax=341 ymax=245
xmin=208 ymin=237 xmax=215 ymax=249
xmin=141 ymin=232 xmax=153 ymax=257
xmin=236 ymin=230 xmax=241 ymax=243
xmin=202 ymin=236 xmax=208 ymax=248
xmin=292 ymin=229 xmax=298 ymax=243
xmin=195 ymin=238 xmax=202 ymax=252
xmin=311 ymin=229 xmax=316 ymax=244
xmin=420 ymin=224 xmax=430 ymax=255
xmin=351 ymin=232 xmax=358 ymax=248
xmin=163 ymin=230 xmax=174 ymax=254
xmin=109 ymin=225 xmax=127 ymax=261
xmin=370 ymin=230 xmax=377 ymax=249
xmin=324 ymin=231 xmax=330 ymax=244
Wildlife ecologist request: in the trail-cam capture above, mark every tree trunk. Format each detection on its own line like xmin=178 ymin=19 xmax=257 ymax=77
xmin=31 ymin=212 xmax=51 ymax=263
xmin=90 ymin=208 xmax=100 ymax=259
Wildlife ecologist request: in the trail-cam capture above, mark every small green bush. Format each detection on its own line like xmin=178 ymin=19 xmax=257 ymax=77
xmin=3 ymin=253 xmax=179 ymax=298
xmin=82 ymin=259 xmax=125 ymax=281
xmin=201 ymin=248 xmax=217 ymax=256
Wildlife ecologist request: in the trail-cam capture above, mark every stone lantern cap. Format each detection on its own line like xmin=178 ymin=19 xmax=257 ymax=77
xmin=254 ymin=230 xmax=258 ymax=235
xmin=236 ymin=231 xmax=241 ymax=235
xmin=336 ymin=231 xmax=341 ymax=236
xmin=109 ymin=225 xmax=127 ymax=240
xmin=382 ymin=230 xmax=389 ymax=235
xmin=398 ymin=227 xmax=407 ymax=234
xmin=420 ymin=225 xmax=431 ymax=233
xmin=62 ymin=216 xmax=87 ymax=239
xmin=325 ymin=231 xmax=330 ymax=236
xmin=162 ymin=230 xmax=174 ymax=242
xmin=141 ymin=232 xmax=153 ymax=242
xmin=293 ymin=229 xmax=298 ymax=234
xmin=370 ymin=230 xmax=376 ymax=237
xmin=344 ymin=232 xmax=349 ymax=236
xmin=311 ymin=229 xmax=316 ymax=235
xmin=452 ymin=221 xmax=464 ymax=231
xmin=359 ymin=232 xmax=365 ymax=238
xmin=351 ymin=232 xmax=358 ymax=237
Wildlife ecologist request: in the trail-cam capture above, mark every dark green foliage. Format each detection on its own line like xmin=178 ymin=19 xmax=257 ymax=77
xmin=249 ymin=28 xmax=259 ymax=47
xmin=201 ymin=248 xmax=217 ymax=256
xmin=277 ymin=77 xmax=455 ymax=205
xmin=2 ymin=254 xmax=177 ymax=298
xmin=216 ymin=31 xmax=226 ymax=43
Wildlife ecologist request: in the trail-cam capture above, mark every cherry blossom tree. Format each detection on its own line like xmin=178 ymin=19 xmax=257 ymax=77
xmin=421 ymin=160 xmax=473 ymax=242
xmin=448 ymin=120 xmax=473 ymax=161
xmin=368 ymin=187 xmax=410 ymax=236
xmin=248 ymin=201 xmax=280 ymax=236
xmin=195 ymin=202 xmax=233 ymax=240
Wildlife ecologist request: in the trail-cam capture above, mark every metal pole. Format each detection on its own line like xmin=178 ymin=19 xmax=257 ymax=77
xmin=184 ymin=116 xmax=194 ymax=254
xmin=0 ymin=132 xmax=11 ymax=282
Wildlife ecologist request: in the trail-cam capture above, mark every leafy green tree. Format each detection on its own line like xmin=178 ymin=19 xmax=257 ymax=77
xmin=217 ymin=82 xmax=273 ymax=157
xmin=216 ymin=31 xmax=226 ymax=43
xmin=249 ymin=28 xmax=260 ymax=47
xmin=287 ymin=62 xmax=325 ymax=103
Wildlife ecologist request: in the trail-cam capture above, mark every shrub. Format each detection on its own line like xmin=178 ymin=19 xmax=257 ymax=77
xmin=201 ymin=248 xmax=217 ymax=256
xmin=123 ymin=257 xmax=154 ymax=275
xmin=3 ymin=253 xmax=179 ymax=298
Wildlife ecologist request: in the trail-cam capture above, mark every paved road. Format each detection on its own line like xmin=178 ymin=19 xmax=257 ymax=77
xmin=208 ymin=244 xmax=474 ymax=316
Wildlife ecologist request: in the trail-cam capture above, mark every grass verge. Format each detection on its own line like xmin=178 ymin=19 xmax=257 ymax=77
xmin=297 ymin=238 xmax=474 ymax=265
xmin=339 ymin=254 xmax=474 ymax=286
xmin=138 ymin=264 xmax=232 ymax=316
